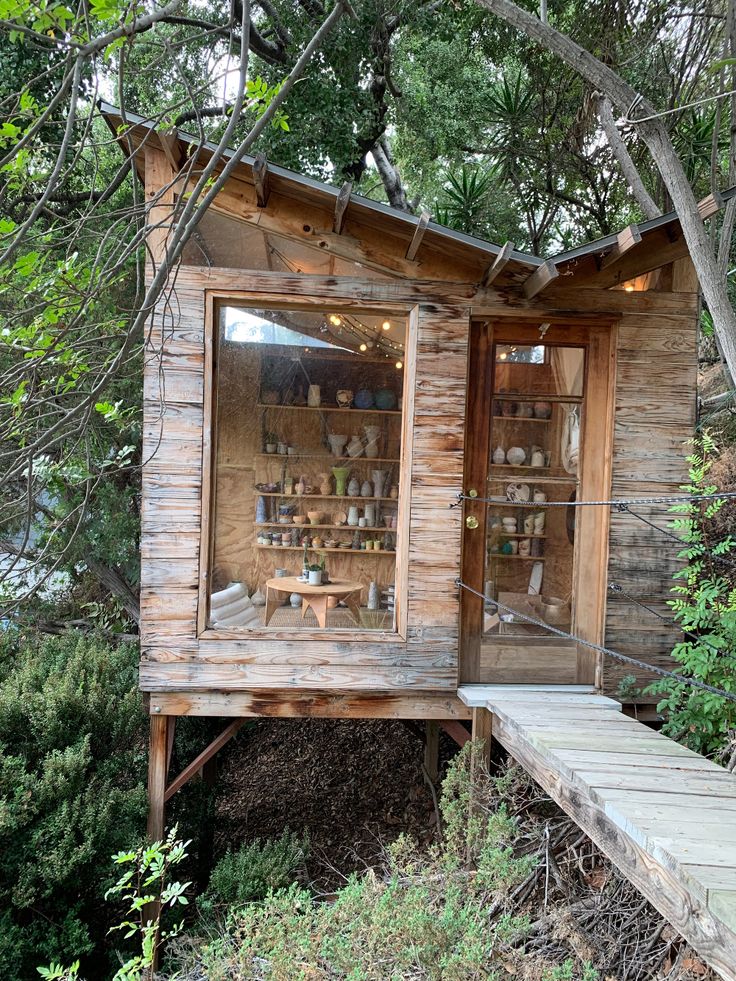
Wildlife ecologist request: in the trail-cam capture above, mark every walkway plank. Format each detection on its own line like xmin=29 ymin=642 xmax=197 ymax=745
xmin=458 ymin=684 xmax=736 ymax=981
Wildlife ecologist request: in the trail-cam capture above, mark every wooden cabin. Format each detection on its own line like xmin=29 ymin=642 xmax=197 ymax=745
xmin=99 ymin=102 xmax=708 ymax=728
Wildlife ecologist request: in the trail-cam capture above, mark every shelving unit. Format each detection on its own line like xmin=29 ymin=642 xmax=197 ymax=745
xmin=258 ymin=403 xmax=400 ymax=416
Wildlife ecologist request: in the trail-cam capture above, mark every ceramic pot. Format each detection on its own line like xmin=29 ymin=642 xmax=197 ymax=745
xmin=266 ymin=443 xmax=276 ymax=454
xmin=365 ymin=439 xmax=380 ymax=459
xmin=519 ymin=403 xmax=534 ymax=418
xmin=290 ymin=592 xmax=302 ymax=608
xmin=364 ymin=503 xmax=376 ymax=526
xmin=506 ymin=482 xmax=530 ymax=503
xmin=328 ymin=434 xmax=348 ymax=457
xmin=530 ymin=449 xmax=546 ymax=468
xmin=308 ymin=570 xmax=323 ymax=585
xmin=363 ymin=424 xmax=381 ymax=443
xmin=296 ymin=476 xmax=305 ymax=496
xmin=346 ymin=435 xmax=364 ymax=458
xmin=533 ymin=401 xmax=552 ymax=419
xmin=533 ymin=512 xmax=546 ymax=535
xmin=307 ymin=384 xmax=321 ymax=407
xmin=355 ymin=389 xmax=374 ymax=409
xmin=371 ymin=469 xmax=387 ymax=499
xmin=368 ymin=581 xmax=380 ymax=611
xmin=509 ymin=540 xmax=519 ymax=554
xmin=374 ymin=388 xmax=397 ymax=410
xmin=533 ymin=490 xmax=547 ymax=503
xmin=318 ymin=473 xmax=332 ymax=496
xmin=506 ymin=446 xmax=526 ymax=466
xmin=492 ymin=446 xmax=506 ymax=465
xmin=331 ymin=466 xmax=350 ymax=496
xmin=347 ymin=476 xmax=361 ymax=497
xmin=502 ymin=517 xmax=517 ymax=533
xmin=251 ymin=588 xmax=266 ymax=607
xmin=390 ymin=486 xmax=398 ymax=500
xmin=307 ymin=510 xmax=322 ymax=525
xmin=361 ymin=480 xmax=373 ymax=497
xmin=347 ymin=505 xmax=360 ymax=526
xmin=519 ymin=539 xmax=531 ymax=556
xmin=336 ymin=389 xmax=353 ymax=408
xmin=523 ymin=514 xmax=535 ymax=535
xmin=256 ymin=496 xmax=267 ymax=523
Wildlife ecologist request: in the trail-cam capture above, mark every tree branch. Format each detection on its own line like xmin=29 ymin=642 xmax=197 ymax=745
xmin=595 ymin=94 xmax=661 ymax=219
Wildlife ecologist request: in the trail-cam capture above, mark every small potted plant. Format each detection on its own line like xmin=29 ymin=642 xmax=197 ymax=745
xmin=306 ymin=562 xmax=323 ymax=585
xmin=265 ymin=431 xmax=278 ymax=453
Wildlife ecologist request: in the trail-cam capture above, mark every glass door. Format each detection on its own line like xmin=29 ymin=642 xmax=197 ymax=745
xmin=460 ymin=321 xmax=615 ymax=685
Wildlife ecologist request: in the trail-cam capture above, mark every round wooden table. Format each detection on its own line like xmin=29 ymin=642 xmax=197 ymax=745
xmin=263 ymin=576 xmax=363 ymax=629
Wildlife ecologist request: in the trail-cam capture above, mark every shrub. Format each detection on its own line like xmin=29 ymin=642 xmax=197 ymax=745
xmin=0 ymin=631 xmax=147 ymax=979
xmin=198 ymin=830 xmax=308 ymax=914
xmin=647 ymin=433 xmax=736 ymax=756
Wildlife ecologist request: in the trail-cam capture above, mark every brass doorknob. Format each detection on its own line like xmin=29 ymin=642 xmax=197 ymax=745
xmin=466 ymin=515 xmax=479 ymax=530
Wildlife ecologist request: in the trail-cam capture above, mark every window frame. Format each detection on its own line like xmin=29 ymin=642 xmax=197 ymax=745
xmin=197 ymin=290 xmax=418 ymax=643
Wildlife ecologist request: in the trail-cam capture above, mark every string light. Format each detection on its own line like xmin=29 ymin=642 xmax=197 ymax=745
xmin=395 ymin=360 xmax=403 ymax=369
xmin=359 ymin=342 xmax=367 ymax=352
xmin=328 ymin=314 xmax=342 ymax=326
xmin=382 ymin=320 xmax=391 ymax=331
xmin=624 ymin=285 xmax=635 ymax=292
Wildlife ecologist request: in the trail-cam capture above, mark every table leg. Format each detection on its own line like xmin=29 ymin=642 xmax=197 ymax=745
xmin=308 ymin=594 xmax=329 ymax=628
xmin=264 ymin=587 xmax=285 ymax=626
xmin=301 ymin=597 xmax=309 ymax=619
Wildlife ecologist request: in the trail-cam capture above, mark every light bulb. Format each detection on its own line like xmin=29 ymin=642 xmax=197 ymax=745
xmin=382 ymin=320 xmax=391 ymax=331
xmin=395 ymin=360 xmax=403 ymax=369
xmin=329 ymin=314 xmax=342 ymax=326
xmin=624 ymin=284 xmax=635 ymax=292
xmin=499 ymin=352 xmax=507 ymax=360
xmin=359 ymin=342 xmax=367 ymax=352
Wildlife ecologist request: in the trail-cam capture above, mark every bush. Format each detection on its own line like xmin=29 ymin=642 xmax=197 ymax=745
xmin=198 ymin=830 xmax=308 ymax=914
xmin=0 ymin=631 xmax=147 ymax=979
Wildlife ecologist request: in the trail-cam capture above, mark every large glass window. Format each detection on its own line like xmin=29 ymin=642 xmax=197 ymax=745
xmin=483 ymin=344 xmax=585 ymax=638
xmin=208 ymin=304 xmax=407 ymax=632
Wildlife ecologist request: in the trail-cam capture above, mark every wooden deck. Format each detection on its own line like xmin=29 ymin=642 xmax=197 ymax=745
xmin=458 ymin=684 xmax=736 ymax=981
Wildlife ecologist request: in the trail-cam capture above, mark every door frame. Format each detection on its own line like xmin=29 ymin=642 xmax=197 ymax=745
xmin=459 ymin=318 xmax=618 ymax=686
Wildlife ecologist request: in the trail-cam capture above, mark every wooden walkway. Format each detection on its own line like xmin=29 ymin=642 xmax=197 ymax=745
xmin=458 ymin=685 xmax=736 ymax=981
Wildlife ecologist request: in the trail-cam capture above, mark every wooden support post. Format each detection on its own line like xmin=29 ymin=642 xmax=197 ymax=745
xmin=253 ymin=153 xmax=270 ymax=208
xmin=481 ymin=240 xmax=514 ymax=287
xmin=470 ymin=707 xmax=493 ymax=778
xmin=147 ymin=714 xmax=171 ymax=843
xmin=424 ymin=721 xmax=440 ymax=783
xmin=333 ymin=180 xmax=352 ymax=233
xmin=164 ymin=718 xmax=245 ymax=802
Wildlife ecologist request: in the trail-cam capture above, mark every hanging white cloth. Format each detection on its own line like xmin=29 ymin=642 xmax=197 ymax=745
xmin=561 ymin=406 xmax=580 ymax=475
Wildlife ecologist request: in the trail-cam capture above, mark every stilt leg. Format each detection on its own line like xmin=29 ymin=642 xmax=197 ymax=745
xmin=147 ymin=714 xmax=170 ymax=843
xmin=424 ymin=721 xmax=440 ymax=783
xmin=470 ymin=707 xmax=493 ymax=777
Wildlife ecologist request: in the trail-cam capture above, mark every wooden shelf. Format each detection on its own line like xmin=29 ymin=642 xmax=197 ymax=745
xmin=258 ymin=453 xmax=400 ymax=464
xmin=258 ymin=403 xmax=401 ymax=416
xmin=485 ymin=500 xmax=551 ymax=510
xmin=488 ymin=532 xmax=547 ymax=539
xmin=488 ymin=467 xmax=578 ymax=482
xmin=492 ymin=415 xmax=550 ymax=424
xmin=488 ymin=554 xmax=547 ymax=561
xmin=257 ymin=493 xmax=396 ymax=501
xmin=255 ymin=522 xmax=391 ymax=532
xmin=256 ymin=544 xmax=394 ymax=555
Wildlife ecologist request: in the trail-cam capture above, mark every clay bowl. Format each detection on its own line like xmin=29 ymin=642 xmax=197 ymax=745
xmin=540 ymin=595 xmax=569 ymax=624
xmin=293 ymin=514 xmax=306 ymax=525
xmin=307 ymin=510 xmax=322 ymax=525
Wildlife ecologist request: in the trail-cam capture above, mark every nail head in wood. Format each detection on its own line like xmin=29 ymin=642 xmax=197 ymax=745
xmin=405 ymin=210 xmax=430 ymax=262
xmin=253 ymin=153 xmax=270 ymax=209
xmin=481 ymin=240 xmax=514 ymax=287
xmin=522 ymin=259 xmax=559 ymax=299
xmin=333 ymin=181 xmax=352 ymax=234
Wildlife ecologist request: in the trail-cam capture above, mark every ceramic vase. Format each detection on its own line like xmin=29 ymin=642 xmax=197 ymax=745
xmin=533 ymin=512 xmax=546 ymax=535
xmin=256 ymin=496 xmax=267 ymax=523
xmin=346 ymin=435 xmax=364 ymax=458
xmin=331 ymin=466 xmax=350 ymax=496
xmin=374 ymin=388 xmax=396 ymax=410
xmin=371 ymin=469 xmax=387 ymax=499
xmin=506 ymin=446 xmax=526 ymax=466
xmin=492 ymin=446 xmax=506 ymax=465
xmin=364 ymin=503 xmax=376 ymax=526
xmin=251 ymin=588 xmax=266 ymax=607
xmin=361 ymin=480 xmax=373 ymax=497
xmin=347 ymin=505 xmax=360 ymax=526
xmin=319 ymin=473 xmax=332 ymax=496
xmin=365 ymin=440 xmax=380 ymax=459
xmin=290 ymin=592 xmax=302 ymax=608
xmin=355 ymin=389 xmax=374 ymax=409
xmin=336 ymin=389 xmax=353 ymax=408
xmin=307 ymin=384 xmax=321 ymax=407
xmin=347 ymin=476 xmax=360 ymax=497
xmin=308 ymin=570 xmax=322 ymax=585
xmin=328 ymin=434 xmax=348 ymax=457
xmin=368 ymin=581 xmax=380 ymax=611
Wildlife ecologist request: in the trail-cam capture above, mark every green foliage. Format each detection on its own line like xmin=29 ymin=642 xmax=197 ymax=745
xmin=541 ymin=960 xmax=598 ymax=981
xmin=198 ymin=830 xmax=308 ymax=913
xmin=0 ymin=631 xmax=147 ymax=979
xmin=647 ymin=433 xmax=736 ymax=755
xmin=169 ymin=747 xmax=532 ymax=979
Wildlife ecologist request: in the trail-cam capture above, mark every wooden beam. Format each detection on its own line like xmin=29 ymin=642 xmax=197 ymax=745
xmin=157 ymin=128 xmax=181 ymax=170
xmin=440 ymin=719 xmax=472 ymax=747
xmin=698 ymin=189 xmax=724 ymax=221
xmin=600 ymin=223 xmax=642 ymax=270
xmin=405 ymin=210 xmax=430 ymax=261
xmin=333 ymin=180 xmax=352 ymax=234
xmin=481 ymin=240 xmax=514 ymax=287
xmin=253 ymin=153 xmax=270 ymax=208
xmin=424 ymin=721 xmax=440 ymax=782
xmin=150 ymin=690 xmax=472 ymax=720
xmin=147 ymin=714 xmax=170 ymax=842
xmin=164 ymin=718 xmax=245 ymax=801
xmin=522 ymin=259 xmax=559 ymax=299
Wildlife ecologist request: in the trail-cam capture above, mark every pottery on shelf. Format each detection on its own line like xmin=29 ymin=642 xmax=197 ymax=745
xmin=365 ymin=440 xmax=380 ymax=459
xmin=492 ymin=446 xmax=506 ymax=465
xmin=296 ymin=476 xmax=306 ymax=496
xmin=374 ymin=388 xmax=397 ymax=410
xmin=347 ymin=476 xmax=361 ymax=497
xmin=530 ymin=449 xmax=546 ymax=468
xmin=533 ymin=490 xmax=547 ymax=503
xmin=506 ymin=482 xmax=530 ymax=503
xmin=256 ymin=496 xmax=267 ymax=523
xmin=331 ymin=466 xmax=349 ymax=496
xmin=368 ymin=581 xmax=380 ymax=611
xmin=328 ymin=433 xmax=348 ymax=457
xmin=363 ymin=425 xmax=382 ymax=459
xmin=307 ymin=510 xmax=322 ymax=525
xmin=251 ymin=588 xmax=266 ymax=607
xmin=347 ymin=505 xmax=360 ymax=526
xmin=518 ymin=403 xmax=534 ymax=418
xmin=523 ymin=514 xmax=535 ymax=535
xmin=336 ymin=389 xmax=354 ymax=408
xmin=265 ymin=443 xmax=276 ymax=454
xmin=533 ymin=511 xmax=546 ymax=535
xmin=318 ymin=472 xmax=332 ymax=496
xmin=506 ymin=446 xmax=526 ymax=466
xmin=361 ymin=480 xmax=373 ymax=498
xmin=371 ymin=469 xmax=387 ymax=499
xmin=364 ymin=503 xmax=376 ymax=526
xmin=533 ymin=401 xmax=552 ymax=419
xmin=346 ymin=435 xmax=364 ymax=458
xmin=277 ymin=442 xmax=288 ymax=455
xmin=355 ymin=389 xmax=374 ymax=409
xmin=390 ymin=486 xmax=398 ymax=500
xmin=307 ymin=384 xmax=321 ymax=407
xmin=308 ymin=569 xmax=323 ymax=585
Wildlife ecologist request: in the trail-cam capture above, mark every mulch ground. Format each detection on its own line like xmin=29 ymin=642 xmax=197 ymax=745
xmin=214 ymin=718 xmax=458 ymax=888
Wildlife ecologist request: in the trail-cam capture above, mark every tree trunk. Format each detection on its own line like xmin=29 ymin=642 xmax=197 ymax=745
xmin=472 ymin=0 xmax=736 ymax=384
xmin=372 ymin=137 xmax=413 ymax=212
xmin=595 ymin=94 xmax=660 ymax=219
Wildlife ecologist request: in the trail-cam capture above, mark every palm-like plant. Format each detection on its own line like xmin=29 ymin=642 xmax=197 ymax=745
xmin=434 ymin=163 xmax=500 ymax=235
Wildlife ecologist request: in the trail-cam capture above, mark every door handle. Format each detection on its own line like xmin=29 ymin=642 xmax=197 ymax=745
xmin=466 ymin=515 xmax=479 ymax=530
